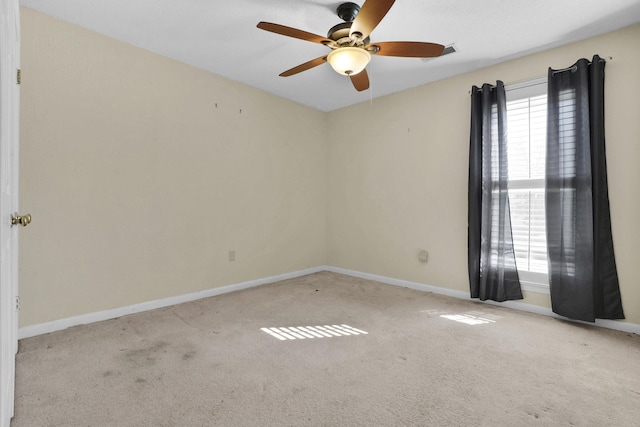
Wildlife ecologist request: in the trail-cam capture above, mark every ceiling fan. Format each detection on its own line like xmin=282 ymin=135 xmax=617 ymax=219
xmin=257 ymin=0 xmax=445 ymax=92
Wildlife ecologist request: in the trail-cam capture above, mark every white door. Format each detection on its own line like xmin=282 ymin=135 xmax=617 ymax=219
xmin=0 ymin=0 xmax=21 ymax=426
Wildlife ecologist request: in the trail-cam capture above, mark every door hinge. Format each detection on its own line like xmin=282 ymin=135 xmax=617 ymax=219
xmin=16 ymin=296 xmax=20 ymax=310
xmin=17 ymin=69 xmax=21 ymax=85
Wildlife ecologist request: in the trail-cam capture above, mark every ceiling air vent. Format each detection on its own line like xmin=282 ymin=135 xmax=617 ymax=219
xmin=422 ymin=44 xmax=457 ymax=62
xmin=442 ymin=44 xmax=457 ymax=55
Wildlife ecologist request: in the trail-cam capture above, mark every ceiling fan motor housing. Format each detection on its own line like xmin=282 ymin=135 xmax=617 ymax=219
xmin=330 ymin=3 xmax=370 ymax=46
xmin=327 ymin=22 xmax=370 ymax=46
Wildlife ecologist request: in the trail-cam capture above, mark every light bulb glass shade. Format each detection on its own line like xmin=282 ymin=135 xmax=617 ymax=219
xmin=327 ymin=47 xmax=371 ymax=76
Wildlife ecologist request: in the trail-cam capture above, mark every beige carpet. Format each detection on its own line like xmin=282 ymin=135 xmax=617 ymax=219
xmin=11 ymin=272 xmax=640 ymax=426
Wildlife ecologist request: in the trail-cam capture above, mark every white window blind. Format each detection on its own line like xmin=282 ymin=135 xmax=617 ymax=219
xmin=506 ymin=80 xmax=549 ymax=288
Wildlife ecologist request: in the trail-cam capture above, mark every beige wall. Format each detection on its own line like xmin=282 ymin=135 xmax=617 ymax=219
xmin=327 ymin=24 xmax=640 ymax=324
xmin=20 ymin=6 xmax=640 ymax=328
xmin=19 ymin=8 xmax=327 ymax=326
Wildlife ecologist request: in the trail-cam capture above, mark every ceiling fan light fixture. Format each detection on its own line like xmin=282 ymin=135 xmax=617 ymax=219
xmin=327 ymin=47 xmax=371 ymax=76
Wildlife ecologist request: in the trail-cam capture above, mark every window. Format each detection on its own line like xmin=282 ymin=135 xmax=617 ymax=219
xmin=505 ymin=78 xmax=548 ymax=291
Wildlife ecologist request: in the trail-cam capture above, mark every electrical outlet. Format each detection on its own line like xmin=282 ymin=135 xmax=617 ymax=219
xmin=418 ymin=250 xmax=429 ymax=263
xmin=229 ymin=250 xmax=235 ymax=262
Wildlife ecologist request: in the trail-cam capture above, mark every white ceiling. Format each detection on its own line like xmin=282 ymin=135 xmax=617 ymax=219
xmin=20 ymin=0 xmax=640 ymax=112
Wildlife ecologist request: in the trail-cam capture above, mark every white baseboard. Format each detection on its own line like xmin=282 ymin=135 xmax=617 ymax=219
xmin=326 ymin=266 xmax=640 ymax=335
xmin=19 ymin=265 xmax=640 ymax=339
xmin=18 ymin=266 xmax=324 ymax=339
xmin=325 ymin=266 xmax=471 ymax=299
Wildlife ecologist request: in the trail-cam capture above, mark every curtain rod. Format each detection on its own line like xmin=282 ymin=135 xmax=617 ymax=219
xmin=469 ymin=56 xmax=613 ymax=93
xmin=550 ymin=55 xmax=610 ymax=75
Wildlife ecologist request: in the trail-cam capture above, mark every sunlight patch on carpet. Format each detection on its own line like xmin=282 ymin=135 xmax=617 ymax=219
xmin=261 ymin=325 xmax=368 ymax=340
xmin=440 ymin=314 xmax=496 ymax=325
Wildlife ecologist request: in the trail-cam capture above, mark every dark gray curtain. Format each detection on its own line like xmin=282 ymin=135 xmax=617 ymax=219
xmin=468 ymin=81 xmax=523 ymax=302
xmin=546 ymin=55 xmax=624 ymax=322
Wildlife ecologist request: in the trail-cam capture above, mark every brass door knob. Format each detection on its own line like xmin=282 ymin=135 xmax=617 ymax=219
xmin=11 ymin=213 xmax=31 ymax=227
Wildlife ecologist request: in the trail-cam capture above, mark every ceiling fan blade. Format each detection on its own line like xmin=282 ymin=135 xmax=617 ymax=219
xmin=279 ymin=56 xmax=328 ymax=77
xmin=369 ymin=41 xmax=445 ymax=57
xmin=257 ymin=22 xmax=333 ymax=45
xmin=350 ymin=69 xmax=370 ymax=92
xmin=350 ymin=0 xmax=395 ymax=40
